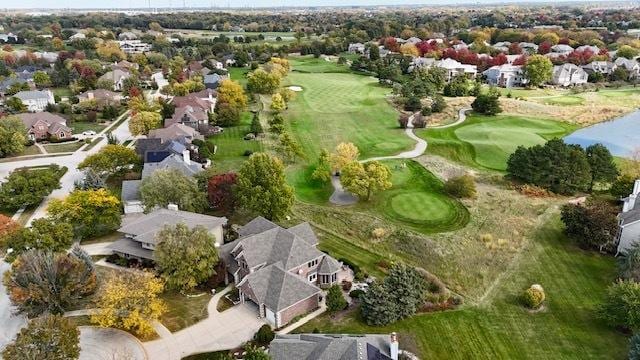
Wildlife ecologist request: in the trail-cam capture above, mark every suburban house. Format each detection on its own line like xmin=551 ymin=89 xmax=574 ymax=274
xmin=109 ymin=205 xmax=227 ymax=260
xmin=166 ymin=105 xmax=209 ymax=129
xmin=98 ymin=69 xmax=132 ymax=91
xmin=220 ymin=217 xmax=352 ymax=329
xmin=551 ymin=44 xmax=574 ymax=55
xmin=13 ymin=89 xmax=55 ymax=112
xmin=576 ymin=45 xmax=600 ymax=54
xmin=483 ymin=64 xmax=527 ymax=88
xmin=173 ymin=91 xmax=216 ymax=113
xmin=614 ymin=57 xmax=640 ymax=78
xmin=269 ymin=333 xmax=400 ymax=360
xmin=552 ymin=63 xmax=589 ymax=86
xmin=69 ymin=32 xmax=86 ymax=40
xmin=77 ymin=89 xmax=123 ymax=107
xmin=0 ymin=78 xmax=30 ymax=98
xmin=17 ymin=112 xmax=73 ymax=141
xmin=118 ymin=31 xmax=138 ymax=40
xmin=409 ymin=57 xmax=477 ymax=81
xmin=112 ymin=60 xmax=139 ymax=72
xmin=348 ymin=42 xmax=366 ymax=54
xmin=203 ymin=73 xmax=227 ymax=89
xmin=617 ymin=180 xmax=640 ymax=254
xmin=519 ymin=42 xmax=539 ymax=53
xmin=117 ymin=40 xmax=152 ymax=54
xmin=136 ymin=137 xmax=191 ymax=163
xmin=0 ymin=33 xmax=18 ymax=43
xmin=148 ymin=123 xmax=204 ymax=144
xmin=582 ymin=61 xmax=616 ymax=76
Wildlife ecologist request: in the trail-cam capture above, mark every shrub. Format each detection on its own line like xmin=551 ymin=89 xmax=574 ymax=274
xmin=326 ymin=284 xmax=348 ymax=312
xmin=522 ymin=285 xmax=545 ymax=309
xmin=349 ymin=289 xmax=365 ymax=299
xmin=420 ymin=106 xmax=432 ymax=116
xmin=629 ymin=333 xmax=640 ymax=360
xmin=404 ymin=96 xmax=421 ymax=111
xmin=444 ymin=174 xmax=477 ymax=198
xmin=254 ymin=324 xmax=275 ymax=345
xmin=243 ymin=150 xmax=254 ymax=156
xmin=371 ymin=227 xmax=387 ymax=239
xmin=430 ymin=94 xmax=446 ymax=113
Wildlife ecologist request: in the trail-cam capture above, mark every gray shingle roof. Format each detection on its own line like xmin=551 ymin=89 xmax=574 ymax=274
xmin=121 ymin=180 xmax=141 ymax=202
xmin=269 ymin=334 xmax=393 ymax=360
xmin=241 ymin=264 xmax=320 ymax=312
xmin=621 ymin=198 xmax=640 ymax=226
xmin=317 ymin=256 xmax=341 ymax=275
xmin=236 ymin=216 xmax=279 ymax=238
xmin=108 ymin=238 xmax=154 ymax=260
xmin=141 ymin=154 xmax=203 ymax=178
xmin=118 ymin=208 xmax=227 ymax=245
xmin=14 ymin=90 xmax=50 ymax=100
xmin=233 ymin=227 xmax=324 ymax=270
xmin=287 ymin=222 xmax=318 ymax=246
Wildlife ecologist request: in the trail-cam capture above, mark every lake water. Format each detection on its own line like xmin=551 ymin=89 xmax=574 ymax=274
xmin=564 ymin=110 xmax=640 ymax=158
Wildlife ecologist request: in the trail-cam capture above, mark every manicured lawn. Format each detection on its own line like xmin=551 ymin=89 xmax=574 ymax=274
xmin=51 ymin=87 xmax=73 ymax=98
xmin=229 ymin=67 xmax=250 ymax=88
xmin=289 ymin=56 xmax=351 ymax=74
xmin=297 ymin=216 xmax=626 ymax=359
xmin=43 ymin=141 xmax=84 ymax=153
xmin=361 ymin=160 xmax=469 ymax=234
xmin=418 ymin=113 xmax=577 ymax=171
xmin=206 ymin=112 xmax=264 ymax=172
xmin=544 ymin=95 xmax=585 ymax=106
xmin=159 ymin=291 xmax=212 ymax=332
xmin=70 ymin=121 xmax=108 ymax=134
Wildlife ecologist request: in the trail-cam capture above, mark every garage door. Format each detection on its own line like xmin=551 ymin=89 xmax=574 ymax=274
xmin=265 ymin=307 xmax=276 ymax=326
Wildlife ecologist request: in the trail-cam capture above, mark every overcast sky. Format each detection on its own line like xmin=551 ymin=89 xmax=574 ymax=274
xmin=0 ymin=0 xmax=623 ymax=10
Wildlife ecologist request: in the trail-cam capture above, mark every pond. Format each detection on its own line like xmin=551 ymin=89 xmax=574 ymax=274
xmin=564 ymin=110 xmax=640 ymax=158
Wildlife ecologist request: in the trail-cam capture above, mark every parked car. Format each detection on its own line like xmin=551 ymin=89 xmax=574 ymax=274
xmin=82 ymin=131 xmax=97 ymax=136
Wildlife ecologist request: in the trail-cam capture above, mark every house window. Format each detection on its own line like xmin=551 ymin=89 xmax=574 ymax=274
xmin=307 ymin=259 xmax=318 ymax=268
xmin=308 ymin=273 xmax=317 ymax=282
xmin=322 ymin=274 xmax=329 ymax=284
xmin=331 ymin=273 xmax=337 ymax=282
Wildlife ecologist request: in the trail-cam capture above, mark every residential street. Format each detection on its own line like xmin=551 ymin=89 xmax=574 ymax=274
xmin=0 ymin=261 xmax=27 ymax=351
xmin=0 ymin=111 xmax=132 ymax=226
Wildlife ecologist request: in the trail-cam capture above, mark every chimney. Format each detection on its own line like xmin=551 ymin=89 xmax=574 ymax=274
xmin=634 ymin=180 xmax=640 ymax=196
xmin=167 ymin=203 xmax=179 ymax=211
xmin=182 ymin=149 xmax=191 ymax=165
xmin=624 ymin=194 xmax=637 ymax=213
xmin=87 ymin=92 xmax=94 ymax=100
xmin=390 ymin=332 xmax=398 ymax=360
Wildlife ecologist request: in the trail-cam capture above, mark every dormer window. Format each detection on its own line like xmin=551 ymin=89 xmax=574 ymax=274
xmin=307 ymin=259 xmax=318 ymax=267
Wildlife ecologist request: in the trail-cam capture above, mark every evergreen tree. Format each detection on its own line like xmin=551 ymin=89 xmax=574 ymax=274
xmin=586 ymin=144 xmax=619 ymax=191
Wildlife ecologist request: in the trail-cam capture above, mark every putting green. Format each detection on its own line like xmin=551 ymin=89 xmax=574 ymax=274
xmin=389 ymin=192 xmax=454 ymax=222
xmin=422 ymin=114 xmax=577 ymax=171
xmin=544 ymin=95 xmax=585 ymax=105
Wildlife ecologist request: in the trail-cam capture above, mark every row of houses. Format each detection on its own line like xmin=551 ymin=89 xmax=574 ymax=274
xmin=409 ymin=55 xmax=640 ymax=88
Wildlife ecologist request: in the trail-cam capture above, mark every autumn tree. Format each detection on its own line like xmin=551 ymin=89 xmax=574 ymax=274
xmin=340 ymin=161 xmax=392 ymax=201
xmin=96 ymin=41 xmax=126 ymax=61
xmin=91 ymin=271 xmax=166 ymax=338
xmin=278 ymin=131 xmax=304 ymax=162
xmin=236 ymin=153 xmax=294 ymax=221
xmin=140 ymin=169 xmax=207 ymax=213
xmin=0 ymin=166 xmax=62 ymax=209
xmin=48 ymin=188 xmax=121 ymax=239
xmin=247 ymin=68 xmax=281 ymax=94
xmin=4 ymin=218 xmax=73 ymax=260
xmin=330 ymin=142 xmax=360 ymax=173
xmin=33 ymin=71 xmax=51 ymax=87
xmin=311 ymin=149 xmax=332 ymax=183
xmin=129 ymin=111 xmax=162 ymax=135
xmin=4 ymin=249 xmax=97 ymax=317
xmin=5 ymin=97 xmax=27 ymax=112
xmin=561 ymin=197 xmax=619 ymax=252
xmin=0 ymin=116 xmax=27 ymax=157
xmin=207 ymin=172 xmax=238 ymax=213
xmin=215 ymin=79 xmax=247 ymax=126
xmin=155 ymin=224 xmax=219 ymax=292
xmin=598 ymin=280 xmax=640 ymax=331
xmin=78 ymin=144 xmax=140 ymax=178
xmin=0 ymin=214 xmax=19 ymax=247
xmin=270 ymin=93 xmax=286 ymax=113
xmin=523 ymin=54 xmax=553 ymax=87
xmin=2 ymin=315 xmax=80 ymax=360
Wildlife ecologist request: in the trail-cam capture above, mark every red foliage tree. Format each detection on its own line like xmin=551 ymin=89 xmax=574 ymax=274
xmin=491 ymin=53 xmax=508 ymax=66
xmin=382 ymin=37 xmax=399 ymax=52
xmin=207 ymin=172 xmax=238 ymax=213
xmin=508 ymin=43 xmax=523 ymax=55
xmin=0 ymin=214 xmax=19 ymax=242
xmin=566 ymin=49 xmax=594 ymax=65
xmin=416 ymin=40 xmax=439 ymax=56
xmin=512 ymin=55 xmax=528 ymax=66
xmin=538 ymin=41 xmax=552 ymax=55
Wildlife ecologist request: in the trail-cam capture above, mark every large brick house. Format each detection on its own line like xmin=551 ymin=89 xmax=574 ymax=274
xmin=17 ymin=112 xmax=73 ymax=141
xmin=220 ymin=217 xmax=351 ymax=329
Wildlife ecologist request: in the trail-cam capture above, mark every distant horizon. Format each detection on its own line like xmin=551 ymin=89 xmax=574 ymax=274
xmin=0 ymin=0 xmax=633 ymax=11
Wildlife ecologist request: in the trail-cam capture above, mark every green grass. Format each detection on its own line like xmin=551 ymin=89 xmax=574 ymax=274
xmin=297 ymin=216 xmax=626 ymax=359
xmin=317 ymin=232 xmax=387 ymax=279
xmin=43 ymin=141 xmax=84 ymax=153
xmin=419 ymin=113 xmax=578 ymax=171
xmin=159 ymin=291 xmax=212 ymax=332
xmin=51 ymin=87 xmax=73 ymax=98
xmin=229 ymin=67 xmax=250 ymax=88
xmin=360 ymin=160 xmax=469 ymax=233
xmin=544 ymin=95 xmax=585 ymax=106
xmin=70 ymin=121 xmax=108 ymax=134
xmin=206 ymin=112 xmax=264 ymax=172
xmin=289 ymin=56 xmax=351 ymax=74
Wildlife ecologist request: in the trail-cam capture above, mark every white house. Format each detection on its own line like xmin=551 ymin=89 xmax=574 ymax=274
xmin=13 ymin=90 xmax=55 ymax=112
xmin=552 ymin=63 xmax=589 ymax=86
xmin=69 ymin=32 xmax=86 ymax=40
xmin=551 ymin=44 xmax=574 ymax=55
xmin=617 ymin=180 xmax=640 ymax=254
xmin=614 ymin=57 xmax=640 ymax=78
xmin=117 ymin=40 xmax=152 ymax=54
xmin=483 ymin=64 xmax=527 ymax=88
xmin=576 ymin=45 xmax=600 ymax=54
xmin=348 ymin=43 xmax=366 ymax=54
xmin=436 ymin=58 xmax=477 ymax=82
xmin=582 ymin=61 xmax=616 ymax=76
xmin=98 ymin=69 xmax=132 ymax=92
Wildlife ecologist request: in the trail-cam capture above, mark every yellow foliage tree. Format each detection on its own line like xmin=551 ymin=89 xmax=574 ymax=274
xmin=91 ymin=271 xmax=166 ymax=338
xmin=129 ymin=111 xmax=162 ymax=135
xmin=217 ymin=79 xmax=248 ymax=111
xmin=270 ymin=93 xmax=286 ymax=113
xmin=399 ymin=43 xmax=420 ymax=57
xmin=269 ymin=57 xmax=291 ymax=73
xmin=330 ymin=142 xmax=360 ymax=173
xmin=340 ymin=160 xmax=392 ymax=201
xmin=96 ymin=41 xmax=126 ymax=62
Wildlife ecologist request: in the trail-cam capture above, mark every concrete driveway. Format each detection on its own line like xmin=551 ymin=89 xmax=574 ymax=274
xmin=0 ymin=261 xmax=27 ymax=351
xmin=79 ymin=326 xmax=147 ymax=360
xmin=144 ymin=288 xmax=266 ymax=360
